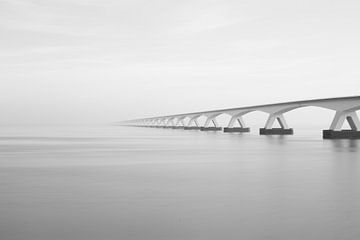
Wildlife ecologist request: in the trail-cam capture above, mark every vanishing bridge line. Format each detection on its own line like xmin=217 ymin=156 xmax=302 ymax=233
xmin=120 ymin=96 xmax=360 ymax=139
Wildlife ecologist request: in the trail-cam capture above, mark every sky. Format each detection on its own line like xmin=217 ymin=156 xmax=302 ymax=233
xmin=1 ymin=0 xmax=360 ymax=125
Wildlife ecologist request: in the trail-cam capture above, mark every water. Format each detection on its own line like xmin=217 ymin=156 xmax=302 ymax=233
xmin=0 ymin=125 xmax=359 ymax=240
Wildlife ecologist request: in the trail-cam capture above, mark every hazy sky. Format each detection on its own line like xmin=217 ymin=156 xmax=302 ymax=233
xmin=1 ymin=0 xmax=360 ymax=125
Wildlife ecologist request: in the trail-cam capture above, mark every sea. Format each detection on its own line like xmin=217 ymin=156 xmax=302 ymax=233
xmin=0 ymin=125 xmax=359 ymax=240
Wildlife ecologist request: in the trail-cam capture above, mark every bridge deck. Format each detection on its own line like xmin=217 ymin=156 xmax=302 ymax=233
xmin=129 ymin=96 xmax=360 ymax=121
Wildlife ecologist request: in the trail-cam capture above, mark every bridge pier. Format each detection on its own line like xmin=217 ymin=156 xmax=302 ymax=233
xmin=224 ymin=115 xmax=250 ymax=133
xmin=158 ymin=118 xmax=166 ymax=128
xmin=323 ymin=130 xmax=360 ymax=139
xmin=185 ymin=116 xmax=201 ymax=130
xmin=260 ymin=128 xmax=294 ymax=135
xmin=224 ymin=127 xmax=250 ymax=133
xmin=201 ymin=115 xmax=222 ymax=131
xmin=260 ymin=113 xmax=293 ymax=135
xmin=184 ymin=126 xmax=201 ymax=130
xmin=171 ymin=126 xmax=185 ymax=129
xmin=323 ymin=111 xmax=360 ymax=139
xmin=172 ymin=117 xmax=186 ymax=129
xmin=163 ymin=118 xmax=175 ymax=129
xmin=200 ymin=127 xmax=222 ymax=131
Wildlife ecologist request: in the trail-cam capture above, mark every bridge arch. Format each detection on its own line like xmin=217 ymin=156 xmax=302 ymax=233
xmin=125 ymin=96 xmax=360 ymax=138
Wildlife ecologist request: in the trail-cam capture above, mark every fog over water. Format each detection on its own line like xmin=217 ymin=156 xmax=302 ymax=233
xmin=1 ymin=0 xmax=360 ymax=239
xmin=0 ymin=125 xmax=359 ymax=240
xmin=1 ymin=0 xmax=360 ymax=125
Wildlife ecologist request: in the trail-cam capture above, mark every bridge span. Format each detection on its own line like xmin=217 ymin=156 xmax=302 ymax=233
xmin=121 ymin=96 xmax=360 ymax=139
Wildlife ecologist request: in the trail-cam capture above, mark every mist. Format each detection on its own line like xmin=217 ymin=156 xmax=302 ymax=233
xmin=1 ymin=0 xmax=360 ymax=125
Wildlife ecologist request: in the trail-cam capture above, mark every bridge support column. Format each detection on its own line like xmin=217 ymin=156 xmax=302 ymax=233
xmin=201 ymin=116 xmax=222 ymax=131
xmin=184 ymin=116 xmax=201 ymax=130
xmin=153 ymin=119 xmax=161 ymax=128
xmin=153 ymin=120 xmax=159 ymax=127
xmin=260 ymin=113 xmax=293 ymax=135
xmin=163 ymin=118 xmax=174 ymax=129
xmin=172 ymin=118 xmax=185 ymax=129
xmin=142 ymin=120 xmax=147 ymax=127
xmin=323 ymin=111 xmax=360 ymax=139
xmin=148 ymin=120 xmax=154 ymax=128
xmin=171 ymin=126 xmax=185 ymax=129
xmin=158 ymin=119 xmax=166 ymax=128
xmin=224 ymin=115 xmax=250 ymax=133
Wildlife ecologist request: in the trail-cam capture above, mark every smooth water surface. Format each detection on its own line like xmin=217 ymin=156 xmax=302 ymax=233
xmin=0 ymin=125 xmax=359 ymax=240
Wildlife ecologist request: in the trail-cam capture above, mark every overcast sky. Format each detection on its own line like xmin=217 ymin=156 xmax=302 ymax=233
xmin=1 ymin=0 xmax=360 ymax=125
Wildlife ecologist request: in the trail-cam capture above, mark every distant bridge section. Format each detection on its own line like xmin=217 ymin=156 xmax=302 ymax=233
xmin=120 ymin=96 xmax=360 ymax=139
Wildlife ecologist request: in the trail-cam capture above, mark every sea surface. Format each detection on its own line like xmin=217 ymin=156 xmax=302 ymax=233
xmin=0 ymin=125 xmax=359 ymax=240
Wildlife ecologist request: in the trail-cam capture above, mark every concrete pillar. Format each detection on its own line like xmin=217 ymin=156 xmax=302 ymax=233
xmin=260 ymin=113 xmax=293 ymax=135
xmin=323 ymin=111 xmax=360 ymax=139
xmin=185 ymin=116 xmax=201 ymax=130
xmin=159 ymin=119 xmax=167 ymax=128
xmin=172 ymin=117 xmax=185 ymax=129
xmin=163 ymin=118 xmax=175 ymax=128
xmin=201 ymin=115 xmax=222 ymax=131
xmin=224 ymin=115 xmax=250 ymax=133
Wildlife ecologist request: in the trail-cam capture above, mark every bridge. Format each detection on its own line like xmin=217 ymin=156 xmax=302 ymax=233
xmin=120 ymin=96 xmax=360 ymax=139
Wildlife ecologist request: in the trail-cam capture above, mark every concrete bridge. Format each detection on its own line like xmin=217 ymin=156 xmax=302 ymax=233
xmin=120 ymin=96 xmax=360 ymax=139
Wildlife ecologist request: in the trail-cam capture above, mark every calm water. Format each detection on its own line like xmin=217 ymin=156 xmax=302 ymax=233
xmin=0 ymin=125 xmax=359 ymax=240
